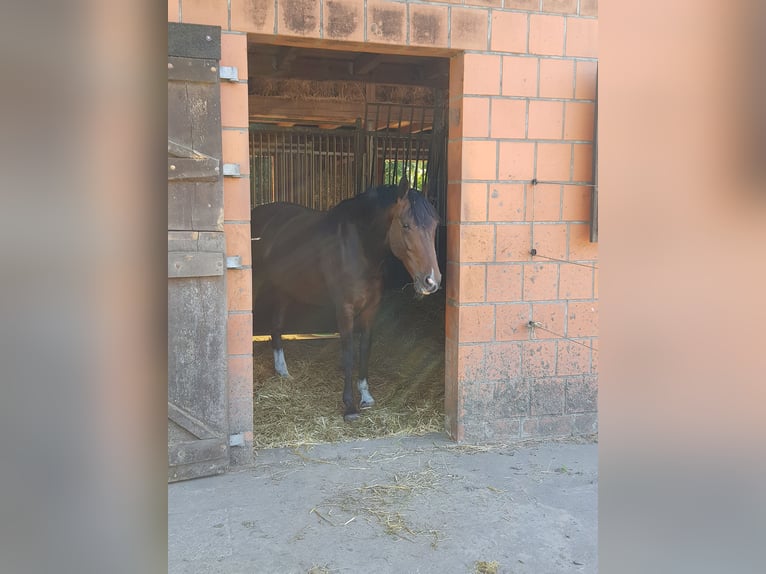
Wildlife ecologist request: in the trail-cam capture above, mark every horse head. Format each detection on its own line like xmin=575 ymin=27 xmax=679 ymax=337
xmin=387 ymin=177 xmax=442 ymax=296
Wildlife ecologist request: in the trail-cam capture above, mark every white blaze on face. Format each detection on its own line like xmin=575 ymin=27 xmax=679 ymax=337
xmin=358 ymin=378 xmax=374 ymax=407
xmin=273 ymin=349 xmax=290 ymax=377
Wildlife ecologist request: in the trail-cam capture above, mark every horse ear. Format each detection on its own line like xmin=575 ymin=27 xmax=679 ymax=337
xmin=397 ymin=176 xmax=409 ymax=199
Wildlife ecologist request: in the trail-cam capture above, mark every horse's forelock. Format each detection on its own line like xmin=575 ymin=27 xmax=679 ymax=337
xmin=406 ymin=189 xmax=439 ymax=228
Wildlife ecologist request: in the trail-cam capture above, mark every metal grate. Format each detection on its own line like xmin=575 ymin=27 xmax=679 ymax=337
xmin=249 ymin=125 xmax=360 ymax=211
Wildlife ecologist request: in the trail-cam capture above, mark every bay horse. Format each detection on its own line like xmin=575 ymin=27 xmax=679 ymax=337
xmin=251 ymin=177 xmax=441 ymax=421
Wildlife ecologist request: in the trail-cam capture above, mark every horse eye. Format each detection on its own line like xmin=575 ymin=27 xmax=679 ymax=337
xmin=401 ymin=222 xmax=411 ymax=230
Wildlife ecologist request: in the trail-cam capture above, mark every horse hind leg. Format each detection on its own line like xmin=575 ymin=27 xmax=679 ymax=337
xmin=271 ymin=296 xmax=290 ymax=378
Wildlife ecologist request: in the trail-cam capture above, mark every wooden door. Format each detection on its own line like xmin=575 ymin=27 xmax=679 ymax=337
xmin=167 ymin=23 xmax=228 ymax=482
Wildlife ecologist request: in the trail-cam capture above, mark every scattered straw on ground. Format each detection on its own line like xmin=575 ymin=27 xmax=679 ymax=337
xmin=315 ymin=467 xmax=443 ymax=542
xmin=253 ymin=289 xmax=445 ymax=449
xmin=474 ymin=561 xmax=500 ymax=574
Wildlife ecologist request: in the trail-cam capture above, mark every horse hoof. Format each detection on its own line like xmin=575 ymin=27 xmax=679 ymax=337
xmin=344 ymin=412 xmax=360 ymax=422
xmin=359 ymin=400 xmax=374 ymax=409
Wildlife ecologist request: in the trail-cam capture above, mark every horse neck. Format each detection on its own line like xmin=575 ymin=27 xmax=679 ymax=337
xmin=333 ymin=196 xmax=394 ymax=264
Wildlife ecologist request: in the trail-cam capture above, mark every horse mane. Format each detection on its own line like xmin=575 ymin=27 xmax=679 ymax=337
xmin=353 ymin=183 xmax=439 ymax=229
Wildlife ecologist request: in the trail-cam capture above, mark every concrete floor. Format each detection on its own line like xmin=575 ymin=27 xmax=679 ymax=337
xmin=169 ymin=434 xmax=598 ymax=574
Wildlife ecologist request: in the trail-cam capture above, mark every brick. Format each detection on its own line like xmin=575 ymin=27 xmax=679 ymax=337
xmin=463 ymin=97 xmax=490 ymax=138
xmin=463 ymin=54 xmax=501 ymax=95
xmin=367 ymin=1 xmax=406 ymax=44
xmin=529 ymin=14 xmax=565 ymax=56
xmin=531 ymin=302 xmax=566 ymax=339
xmin=490 ymin=11 xmax=527 ymax=54
xmin=539 ymin=58 xmax=575 ymax=99
xmin=566 ymin=375 xmax=598 ymax=413
xmin=228 ymin=355 xmax=253 ymax=402
xmin=231 ymin=0 xmax=275 ymax=34
xmin=228 ymin=397 xmax=255 ymax=432
xmin=462 ymin=140 xmax=497 ymax=180
xmin=459 ymin=305 xmax=495 ymax=343
xmin=536 ymin=142 xmax=572 ymax=181
xmin=221 ymin=34 xmax=248 ymax=81
xmin=557 ymin=339 xmax=590 ymax=375
xmin=464 ymin=0 xmax=501 ymax=7
xmin=564 ymin=102 xmax=595 ymax=140
xmin=573 ymin=412 xmax=598 ymax=434
xmin=484 ymin=343 xmax=523 ymax=382
xmin=484 ymin=343 xmax=524 ymax=384
xmin=568 ymin=223 xmax=598 ymax=261
xmin=459 ymin=182 xmax=488 ymax=222
xmin=459 ymin=344 xmax=486 ymax=381
xmin=522 ymin=262 xmax=558 ymax=300
xmin=447 ymin=183 xmax=461 ymax=223
xmin=447 ymin=139 xmax=462 ymax=181
xmin=224 ymin=222 xmax=252 ymax=265
xmin=227 ymin=268 xmax=253 ymax=312
xmin=566 ymin=17 xmax=598 ymax=58
xmin=446 ymin=261 xmax=459 ymax=301
xmin=490 ymin=98 xmax=526 ymax=139
xmin=410 ymin=3 xmax=449 ymax=47
xmin=449 ymin=55 xmax=465 ymax=102
xmin=562 ymin=185 xmax=591 ymax=221
xmin=531 ymin=378 xmax=565 ymax=415
xmin=502 ymin=56 xmax=538 ymax=97
xmin=458 ymin=264 xmax=487 ymax=303
xmin=522 ymin=340 xmax=557 ymax=377
xmin=498 ymin=141 xmax=535 ymax=181
xmin=558 ymin=263 xmax=594 ymax=299
xmin=222 ymin=130 xmax=250 ymax=175
xmin=593 ymin=268 xmax=599 ymax=298
xmin=575 ymin=60 xmax=598 ymax=100
xmin=505 ymin=0 xmax=539 ymax=9
xmin=277 ymin=0 xmax=321 ymax=37
xmin=528 ymin=100 xmax=564 ymax=140
xmin=527 ymin=414 xmax=575 ymax=437
xmin=182 ymin=0 xmax=228 ymax=28
xmin=451 ymin=7 xmax=489 ymax=51
xmin=446 ymin=222 xmax=460 ymax=263
xmin=227 ymin=312 xmax=253 ymax=355
xmin=486 ymin=264 xmax=523 ymax=302
xmin=460 ymin=224 xmax=495 ymax=262
xmin=495 ymin=302 xmax=531 ymax=341
xmin=532 ymin=223 xmax=567 ymax=260
xmin=591 ymin=338 xmax=599 ymax=373
xmin=224 ymin=176 xmax=251 ymax=221
xmin=220 ymin=82 xmax=249 ymax=128
xmin=496 ymin=223 xmax=532 ymax=262
xmin=543 ymin=0 xmax=577 ymax=14
xmin=488 ymin=184 xmax=524 ymax=222
xmin=580 ymin=0 xmax=599 ymax=18
xmin=528 ymin=183 xmax=561 ymax=221
xmin=573 ymin=143 xmax=593 ymax=181
xmin=168 ymin=1 xmax=179 ymax=22
xmin=445 ymin=301 xmax=459 ymax=340
xmin=567 ymin=301 xmax=598 ymax=337
xmin=324 ymin=0 xmax=364 ymax=42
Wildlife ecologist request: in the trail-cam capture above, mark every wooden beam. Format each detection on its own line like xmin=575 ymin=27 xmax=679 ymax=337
xmin=248 ymin=53 xmax=449 ymax=89
xmin=353 ymin=54 xmax=383 ymax=75
xmin=249 ymin=95 xmax=364 ymax=125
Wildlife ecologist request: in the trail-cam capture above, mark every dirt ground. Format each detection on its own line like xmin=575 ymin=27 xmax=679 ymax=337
xmin=168 ymin=434 xmax=598 ymax=574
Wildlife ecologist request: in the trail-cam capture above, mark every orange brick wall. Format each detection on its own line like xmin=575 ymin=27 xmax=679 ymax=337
xmin=170 ymin=0 xmax=599 ymax=445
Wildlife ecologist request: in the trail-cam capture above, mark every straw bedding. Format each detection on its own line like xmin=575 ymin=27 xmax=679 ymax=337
xmin=252 ymin=288 xmax=445 ymax=449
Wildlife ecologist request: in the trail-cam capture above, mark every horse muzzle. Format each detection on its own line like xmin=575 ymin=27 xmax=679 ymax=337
xmin=416 ymin=270 xmax=441 ymax=295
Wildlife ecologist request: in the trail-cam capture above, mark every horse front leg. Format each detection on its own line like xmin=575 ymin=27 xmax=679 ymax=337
xmin=357 ymin=293 xmax=381 ymax=409
xmin=336 ymin=304 xmax=358 ymax=422
xmin=271 ymin=295 xmax=290 ymax=377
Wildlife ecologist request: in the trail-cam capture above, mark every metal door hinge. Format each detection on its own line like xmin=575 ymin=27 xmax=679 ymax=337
xmin=229 ymin=433 xmax=245 ymax=447
xmin=222 ymin=163 xmax=241 ymax=177
xmin=226 ymin=255 xmax=244 ymax=269
xmin=219 ymin=66 xmax=239 ymax=81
